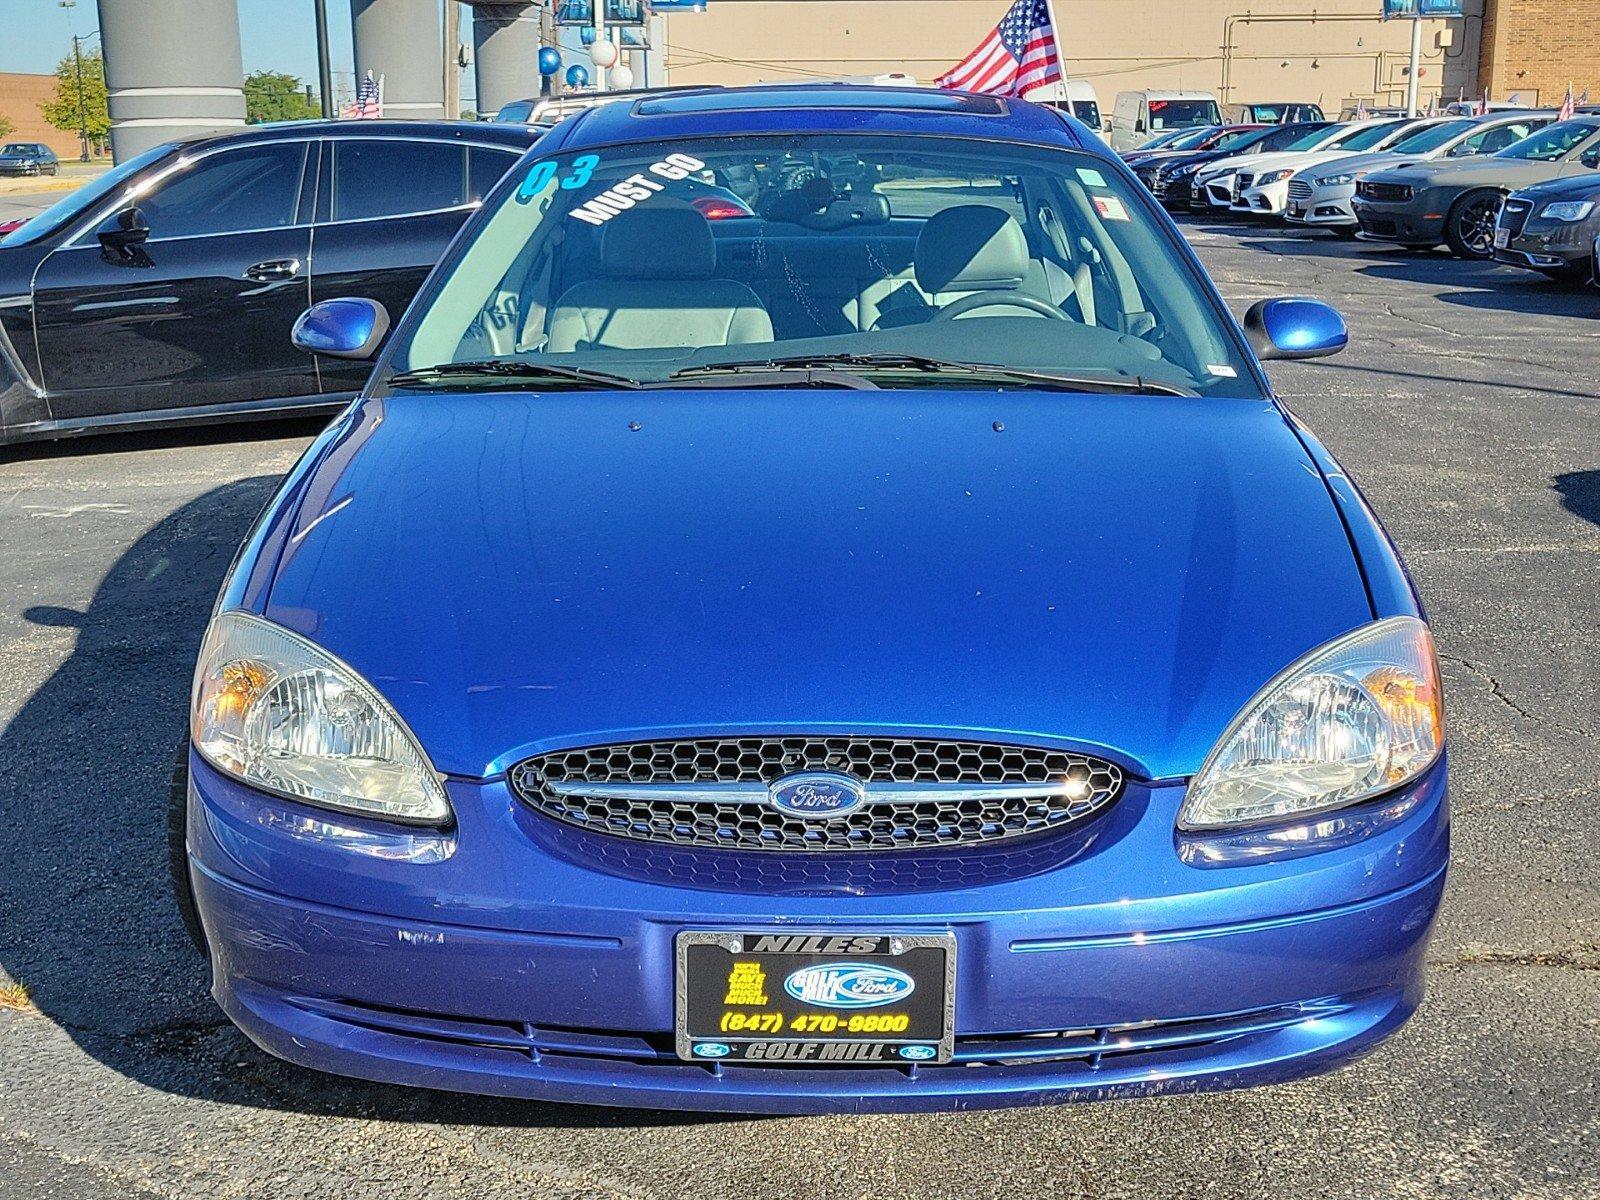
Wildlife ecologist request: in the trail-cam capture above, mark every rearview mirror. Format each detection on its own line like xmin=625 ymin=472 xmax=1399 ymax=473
xmin=1243 ymin=297 xmax=1348 ymax=362
xmin=291 ymin=297 xmax=390 ymax=360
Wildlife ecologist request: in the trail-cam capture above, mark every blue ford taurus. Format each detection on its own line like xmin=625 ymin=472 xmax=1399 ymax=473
xmin=178 ymin=86 xmax=1447 ymax=1113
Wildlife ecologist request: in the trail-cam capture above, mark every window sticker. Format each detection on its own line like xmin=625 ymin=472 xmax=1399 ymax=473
xmin=1206 ymin=364 xmax=1239 ymax=378
xmin=1091 ymin=194 xmax=1130 ymax=222
xmin=515 ymin=153 xmax=601 ymax=204
xmin=1075 ymin=167 xmax=1107 ymax=188
xmin=567 ymin=152 xmax=709 ymax=226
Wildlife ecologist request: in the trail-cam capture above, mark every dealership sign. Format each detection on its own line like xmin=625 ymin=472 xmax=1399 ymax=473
xmin=1381 ymin=0 xmax=1464 ymax=16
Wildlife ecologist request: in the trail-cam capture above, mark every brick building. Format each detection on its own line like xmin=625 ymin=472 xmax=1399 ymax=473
xmin=1479 ymin=0 xmax=1600 ymax=105
xmin=0 ymin=73 xmax=82 ymax=156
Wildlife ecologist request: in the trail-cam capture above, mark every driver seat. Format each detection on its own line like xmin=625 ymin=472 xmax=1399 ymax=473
xmin=546 ymin=206 xmax=773 ymax=352
xmin=869 ymin=205 xmax=1084 ymax=328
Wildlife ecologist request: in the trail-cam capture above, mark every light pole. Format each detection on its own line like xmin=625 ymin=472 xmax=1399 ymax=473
xmin=312 ymin=0 xmax=335 ymax=118
xmin=58 ymin=0 xmax=100 ymax=160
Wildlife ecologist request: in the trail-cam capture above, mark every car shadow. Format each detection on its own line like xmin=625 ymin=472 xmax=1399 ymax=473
xmin=1554 ymin=471 xmax=1600 ymax=528
xmin=1354 ymin=260 xmax=1599 ymax=318
xmin=0 ymin=478 xmax=735 ymax=1130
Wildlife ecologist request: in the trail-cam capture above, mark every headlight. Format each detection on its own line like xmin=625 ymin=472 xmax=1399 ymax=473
xmin=1540 ymin=200 xmax=1595 ymax=222
xmin=1257 ymin=169 xmax=1293 ymax=185
xmin=1314 ymin=172 xmax=1359 ymax=188
xmin=1178 ymin=617 xmax=1443 ymax=832
xmin=192 ymin=610 xmax=451 ymax=824
xmin=1170 ymin=161 xmax=1202 ymax=179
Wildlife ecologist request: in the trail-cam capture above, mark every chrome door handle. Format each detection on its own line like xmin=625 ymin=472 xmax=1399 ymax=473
xmin=245 ymin=258 xmax=301 ymax=282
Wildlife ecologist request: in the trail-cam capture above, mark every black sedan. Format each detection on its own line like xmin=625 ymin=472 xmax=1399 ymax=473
xmin=1494 ymin=173 xmax=1600 ymax=280
xmin=1143 ymin=122 xmax=1332 ymax=210
xmin=0 ymin=120 xmax=538 ymax=446
xmin=0 ymin=143 xmax=60 ymax=176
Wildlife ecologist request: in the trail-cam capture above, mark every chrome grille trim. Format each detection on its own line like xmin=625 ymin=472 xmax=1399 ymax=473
xmin=511 ymin=737 xmax=1125 ymax=852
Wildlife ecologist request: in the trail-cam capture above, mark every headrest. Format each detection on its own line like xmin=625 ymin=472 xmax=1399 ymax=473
xmin=914 ymin=205 xmax=1030 ymax=294
xmin=600 ymin=205 xmax=716 ymax=280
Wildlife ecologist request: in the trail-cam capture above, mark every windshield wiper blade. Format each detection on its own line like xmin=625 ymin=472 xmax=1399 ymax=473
xmin=386 ymin=360 xmax=643 ymax=390
xmin=670 ymin=353 xmax=1197 ymax=396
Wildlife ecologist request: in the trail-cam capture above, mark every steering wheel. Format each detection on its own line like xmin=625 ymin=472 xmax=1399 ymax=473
xmin=933 ymin=292 xmax=1067 ymax=322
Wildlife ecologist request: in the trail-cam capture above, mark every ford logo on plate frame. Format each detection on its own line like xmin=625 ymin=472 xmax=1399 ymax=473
xmin=768 ymin=771 xmax=866 ymax=820
xmin=783 ymin=962 xmax=916 ymax=1009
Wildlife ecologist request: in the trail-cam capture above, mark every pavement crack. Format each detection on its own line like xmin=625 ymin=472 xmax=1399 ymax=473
xmin=1438 ymin=942 xmax=1600 ymax=971
xmin=1438 ymin=652 xmax=1536 ymax=720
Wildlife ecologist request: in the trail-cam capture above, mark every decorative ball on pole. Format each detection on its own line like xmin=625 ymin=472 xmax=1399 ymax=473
xmin=537 ymin=47 xmax=562 ymax=78
xmin=589 ymin=37 xmax=619 ymax=69
xmin=611 ymin=62 xmax=635 ymax=89
xmin=566 ymin=64 xmax=591 ymax=89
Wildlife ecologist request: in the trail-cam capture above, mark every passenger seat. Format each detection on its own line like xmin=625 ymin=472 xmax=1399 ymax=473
xmin=546 ymin=206 xmax=774 ymax=352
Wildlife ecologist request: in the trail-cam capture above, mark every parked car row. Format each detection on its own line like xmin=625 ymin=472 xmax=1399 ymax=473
xmin=1132 ymin=107 xmax=1600 ymax=283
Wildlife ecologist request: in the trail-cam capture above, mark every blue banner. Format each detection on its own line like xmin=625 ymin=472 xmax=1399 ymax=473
xmin=1382 ymin=0 xmax=1464 ymax=15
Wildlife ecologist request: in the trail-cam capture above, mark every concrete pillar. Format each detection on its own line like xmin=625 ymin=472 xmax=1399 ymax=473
xmin=473 ymin=2 xmax=543 ymax=116
xmin=97 ymin=0 xmax=246 ymax=163
xmin=352 ymin=0 xmax=445 ymax=121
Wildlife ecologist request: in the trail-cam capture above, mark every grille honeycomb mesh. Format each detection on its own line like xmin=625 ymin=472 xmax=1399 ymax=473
xmin=509 ymin=737 xmax=1123 ymax=852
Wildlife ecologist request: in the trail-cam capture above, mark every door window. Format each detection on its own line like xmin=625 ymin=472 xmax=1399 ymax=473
xmin=468 ymin=146 xmax=521 ymax=203
xmin=126 ymin=142 xmax=309 ymax=239
xmin=331 ymin=139 xmax=473 ymax=221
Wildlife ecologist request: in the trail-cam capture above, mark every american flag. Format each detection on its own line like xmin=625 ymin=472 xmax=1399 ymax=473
xmin=937 ymin=0 xmax=1062 ymax=98
xmin=1557 ymin=81 xmax=1575 ymax=121
xmin=343 ymin=70 xmax=383 ymax=120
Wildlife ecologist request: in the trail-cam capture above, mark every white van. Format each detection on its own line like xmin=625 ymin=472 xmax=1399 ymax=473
xmin=1110 ymin=90 xmax=1223 ymax=152
xmin=1025 ymin=78 xmax=1105 ymax=140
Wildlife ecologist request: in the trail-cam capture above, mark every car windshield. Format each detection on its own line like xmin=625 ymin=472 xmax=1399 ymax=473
xmin=1254 ymin=123 xmax=1326 ymax=152
xmin=1213 ymin=128 xmax=1266 ymax=151
xmin=389 ymin=134 xmax=1257 ymax=399
xmin=1495 ymin=119 xmax=1599 ymax=161
xmin=1148 ymin=100 xmax=1221 ymax=130
xmin=1333 ymin=121 xmax=1405 ymax=151
xmin=1283 ymin=126 xmax=1343 ymax=151
xmin=1385 ymin=119 xmax=1475 ymax=154
xmin=1 ymin=144 xmax=35 ymax=155
xmin=0 ymin=142 xmax=171 ymax=247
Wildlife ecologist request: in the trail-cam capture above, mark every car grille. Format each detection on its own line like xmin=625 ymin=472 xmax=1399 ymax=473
xmin=509 ymin=736 xmax=1124 ymax=853
xmin=1287 ymin=178 xmax=1313 ymax=204
xmin=1497 ymin=197 xmax=1532 ymax=238
xmin=1357 ymin=180 xmax=1413 ymax=203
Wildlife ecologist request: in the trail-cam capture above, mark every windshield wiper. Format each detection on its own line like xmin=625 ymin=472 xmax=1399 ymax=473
xmin=385 ymin=360 xmax=643 ymax=391
xmin=669 ymin=353 xmax=1198 ymax=396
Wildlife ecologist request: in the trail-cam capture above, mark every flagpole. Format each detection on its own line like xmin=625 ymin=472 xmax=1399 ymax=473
xmin=1040 ymin=0 xmax=1067 ymax=85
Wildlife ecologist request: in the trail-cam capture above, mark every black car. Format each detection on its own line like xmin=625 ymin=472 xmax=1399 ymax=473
xmin=0 ymin=120 xmax=538 ymax=446
xmin=0 ymin=143 xmax=60 ymax=176
xmin=1494 ymin=172 xmax=1600 ymax=280
xmin=1144 ymin=122 xmax=1332 ymax=210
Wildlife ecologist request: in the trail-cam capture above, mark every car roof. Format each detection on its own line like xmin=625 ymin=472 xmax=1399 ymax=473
xmin=539 ymin=84 xmax=1101 ymax=159
xmin=164 ymin=119 xmax=541 ymax=153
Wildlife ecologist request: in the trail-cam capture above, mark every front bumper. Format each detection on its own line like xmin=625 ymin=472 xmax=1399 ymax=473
xmin=1286 ymin=183 xmax=1357 ymax=227
xmin=1493 ymin=221 xmax=1598 ymax=275
xmin=189 ymin=750 xmax=1449 ymax=1113
xmin=1353 ymin=198 xmax=1444 ymax=245
xmin=1233 ymin=179 xmax=1290 ymax=217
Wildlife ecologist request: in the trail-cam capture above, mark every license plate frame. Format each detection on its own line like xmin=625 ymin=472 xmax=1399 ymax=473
xmin=675 ymin=931 xmax=957 ymax=1065
xmin=1494 ymin=227 xmax=1511 ymax=249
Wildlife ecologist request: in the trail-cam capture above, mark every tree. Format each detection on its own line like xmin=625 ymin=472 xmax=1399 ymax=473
xmin=0 ymin=116 xmax=12 ymax=141
xmin=40 ymin=48 xmax=109 ymax=151
xmin=244 ymin=71 xmax=319 ymax=124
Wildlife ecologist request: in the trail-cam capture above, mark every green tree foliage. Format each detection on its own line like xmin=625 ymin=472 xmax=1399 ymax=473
xmin=244 ymin=71 xmax=320 ymax=123
xmin=0 ymin=116 xmax=12 ymax=140
xmin=40 ymin=48 xmax=109 ymax=143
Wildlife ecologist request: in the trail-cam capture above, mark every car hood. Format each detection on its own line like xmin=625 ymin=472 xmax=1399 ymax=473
xmin=261 ymin=390 xmax=1373 ymax=781
xmin=1509 ymin=172 xmax=1600 ymax=201
xmin=1387 ymin=155 xmax=1562 ymax=187
xmin=1302 ymin=149 xmax=1434 ymax=179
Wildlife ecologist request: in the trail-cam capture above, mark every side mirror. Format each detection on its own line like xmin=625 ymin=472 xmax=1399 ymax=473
xmin=1135 ymin=120 xmax=1147 ymax=133
xmin=97 ymin=206 xmax=149 ymax=259
xmin=291 ymin=297 xmax=390 ymax=360
xmin=1581 ymin=148 xmax=1600 ymax=170
xmin=1243 ymin=297 xmax=1348 ymax=362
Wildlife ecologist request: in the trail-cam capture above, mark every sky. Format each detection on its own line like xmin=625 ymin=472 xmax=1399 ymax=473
xmin=0 ymin=0 xmax=481 ymax=104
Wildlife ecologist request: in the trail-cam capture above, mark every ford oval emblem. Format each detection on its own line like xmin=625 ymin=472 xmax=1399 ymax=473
xmin=783 ymin=962 xmax=915 ymax=1009
xmin=769 ymin=772 xmax=866 ymax=820
xmin=692 ymin=1042 xmax=732 ymax=1059
xmin=898 ymin=1044 xmax=937 ymax=1061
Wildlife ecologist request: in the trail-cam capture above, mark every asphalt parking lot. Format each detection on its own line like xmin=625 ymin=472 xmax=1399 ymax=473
xmin=0 ymin=199 xmax=1596 ymax=1199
